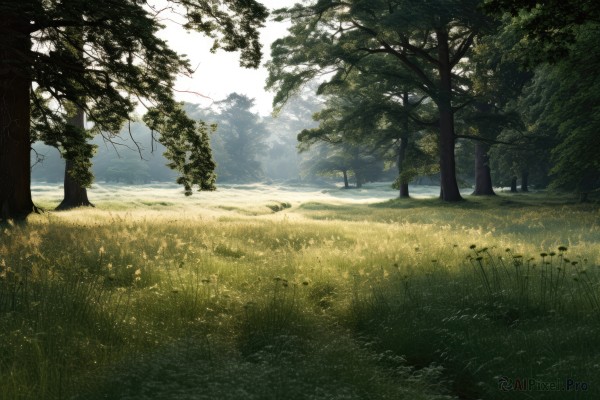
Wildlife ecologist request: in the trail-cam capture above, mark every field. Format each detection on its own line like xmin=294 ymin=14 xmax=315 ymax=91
xmin=1 ymin=183 xmax=599 ymax=399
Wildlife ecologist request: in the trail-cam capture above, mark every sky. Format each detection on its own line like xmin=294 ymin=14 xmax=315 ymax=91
xmin=161 ymin=0 xmax=297 ymax=116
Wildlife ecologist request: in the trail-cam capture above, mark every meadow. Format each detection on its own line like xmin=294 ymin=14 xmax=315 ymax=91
xmin=1 ymin=183 xmax=599 ymax=399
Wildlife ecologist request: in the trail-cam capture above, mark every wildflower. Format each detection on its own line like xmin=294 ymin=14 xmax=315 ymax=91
xmin=558 ymin=246 xmax=568 ymax=252
xmin=469 ymin=244 xmax=477 ymax=249
xmin=540 ymin=253 xmax=548 ymax=258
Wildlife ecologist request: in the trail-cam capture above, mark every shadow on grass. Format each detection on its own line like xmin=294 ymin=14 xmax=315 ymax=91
xmin=301 ymin=191 xmax=594 ymax=214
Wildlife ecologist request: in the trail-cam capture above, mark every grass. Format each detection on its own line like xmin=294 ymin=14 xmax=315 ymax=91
xmin=0 ymin=190 xmax=599 ymax=399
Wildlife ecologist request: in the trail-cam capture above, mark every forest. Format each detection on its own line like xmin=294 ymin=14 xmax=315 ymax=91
xmin=1 ymin=0 xmax=599 ymax=399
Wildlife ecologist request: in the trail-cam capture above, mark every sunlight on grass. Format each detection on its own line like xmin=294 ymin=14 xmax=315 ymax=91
xmin=1 ymin=186 xmax=598 ymax=399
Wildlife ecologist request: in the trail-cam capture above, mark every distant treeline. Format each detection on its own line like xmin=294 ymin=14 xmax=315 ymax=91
xmin=31 ymin=93 xmax=317 ymax=185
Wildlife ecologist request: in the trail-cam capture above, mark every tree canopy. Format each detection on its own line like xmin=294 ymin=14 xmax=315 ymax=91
xmin=0 ymin=0 xmax=268 ymax=220
xmin=267 ymin=0 xmax=496 ymax=201
xmin=267 ymin=0 xmax=599 ymax=200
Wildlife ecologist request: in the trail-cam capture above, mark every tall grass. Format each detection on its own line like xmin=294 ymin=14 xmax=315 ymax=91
xmin=0 ymin=191 xmax=598 ymax=399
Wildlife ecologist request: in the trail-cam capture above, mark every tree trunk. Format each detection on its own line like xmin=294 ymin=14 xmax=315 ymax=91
xmin=510 ymin=177 xmax=518 ymax=193
xmin=472 ymin=142 xmax=495 ymax=196
xmin=398 ymin=90 xmax=410 ymax=198
xmin=521 ymin=170 xmax=529 ymax=192
xmin=0 ymin=15 xmax=35 ymax=221
xmin=355 ymin=171 xmax=363 ymax=188
xmin=436 ymin=29 xmax=462 ymax=202
xmin=342 ymin=170 xmax=349 ymax=189
xmin=56 ymin=160 xmax=94 ymax=210
xmin=398 ymin=137 xmax=409 ymax=198
xmin=56 ymin=108 xmax=94 ymax=210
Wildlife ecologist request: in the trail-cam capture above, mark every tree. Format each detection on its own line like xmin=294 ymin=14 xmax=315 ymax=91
xmin=456 ymin=20 xmax=534 ymax=196
xmin=484 ymin=4 xmax=600 ymax=198
xmin=484 ymin=0 xmax=600 ymax=64
xmin=301 ymin=142 xmax=383 ymax=188
xmin=55 ymin=106 xmax=95 ymax=209
xmin=267 ymin=0 xmax=493 ymax=201
xmin=48 ymin=26 xmax=95 ymax=210
xmin=202 ymin=93 xmax=269 ymax=182
xmin=0 ymin=0 xmax=267 ymax=221
xmin=517 ymin=26 xmax=600 ymax=199
xmin=261 ymin=84 xmax=323 ymax=182
xmin=297 ymin=65 xmax=436 ymax=197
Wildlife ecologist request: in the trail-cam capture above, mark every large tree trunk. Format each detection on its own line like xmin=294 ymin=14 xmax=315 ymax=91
xmin=521 ymin=170 xmax=529 ymax=192
xmin=510 ymin=176 xmax=518 ymax=193
xmin=472 ymin=142 xmax=495 ymax=196
xmin=56 ymin=108 xmax=94 ymax=210
xmin=397 ymin=137 xmax=409 ymax=198
xmin=56 ymin=160 xmax=94 ymax=210
xmin=342 ymin=170 xmax=349 ymax=189
xmin=0 ymin=15 xmax=35 ymax=221
xmin=355 ymin=171 xmax=363 ymax=188
xmin=398 ymin=91 xmax=410 ymax=199
xmin=436 ymin=29 xmax=462 ymax=202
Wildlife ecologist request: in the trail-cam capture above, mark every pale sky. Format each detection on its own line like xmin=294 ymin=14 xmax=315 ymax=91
xmin=162 ymin=0 xmax=297 ymax=116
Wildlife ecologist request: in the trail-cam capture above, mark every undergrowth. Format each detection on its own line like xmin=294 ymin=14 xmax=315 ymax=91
xmin=0 ymin=192 xmax=598 ymax=399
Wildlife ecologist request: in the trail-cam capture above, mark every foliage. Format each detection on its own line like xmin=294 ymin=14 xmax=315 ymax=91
xmin=144 ymin=103 xmax=217 ymax=194
xmin=266 ymin=0 xmax=487 ymax=108
xmin=0 ymin=0 xmax=268 ymax=212
xmin=266 ymin=0 xmax=499 ymax=200
xmin=484 ymin=0 xmax=600 ymax=64
xmin=303 ymin=66 xmax=439 ymax=190
xmin=194 ymin=94 xmax=269 ymax=183
xmin=514 ymin=25 xmax=600 ymax=194
xmin=261 ymin=84 xmax=323 ymax=181
xmin=302 ymin=142 xmax=384 ymax=187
